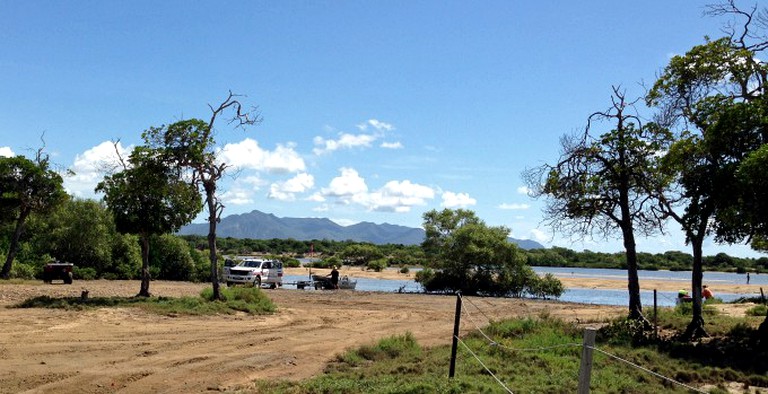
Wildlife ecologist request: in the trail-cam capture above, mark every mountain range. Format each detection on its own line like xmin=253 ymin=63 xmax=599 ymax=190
xmin=177 ymin=210 xmax=545 ymax=250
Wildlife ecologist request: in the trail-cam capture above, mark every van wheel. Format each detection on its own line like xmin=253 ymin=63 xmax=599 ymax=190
xmin=64 ymin=273 xmax=73 ymax=285
xmin=253 ymin=277 xmax=261 ymax=288
xmin=226 ymin=281 xmax=233 ymax=287
xmin=270 ymin=283 xmax=277 ymax=289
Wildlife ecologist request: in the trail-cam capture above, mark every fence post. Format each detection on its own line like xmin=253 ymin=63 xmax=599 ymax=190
xmin=761 ymin=287 xmax=765 ymax=304
xmin=449 ymin=291 xmax=462 ymax=378
xmin=578 ymin=327 xmax=597 ymax=394
xmin=653 ymin=289 xmax=658 ymax=340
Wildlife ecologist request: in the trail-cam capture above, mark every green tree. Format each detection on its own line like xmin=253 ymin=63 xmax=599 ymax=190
xmin=149 ymin=234 xmax=196 ymax=281
xmin=36 ymin=198 xmax=115 ymax=274
xmin=648 ymin=3 xmax=768 ymax=337
xmin=96 ymin=146 xmax=202 ymax=296
xmin=419 ymin=209 xmax=536 ymax=296
xmin=524 ymin=88 xmax=672 ymax=321
xmin=143 ymin=92 xmax=260 ymax=300
xmin=340 ymin=244 xmax=384 ymax=266
xmin=421 ymin=208 xmax=481 ymax=257
xmin=109 ymin=233 xmax=141 ymax=279
xmin=0 ymin=152 xmax=67 ymax=279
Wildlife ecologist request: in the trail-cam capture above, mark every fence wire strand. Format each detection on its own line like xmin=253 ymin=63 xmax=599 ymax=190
xmin=456 ymin=294 xmax=707 ymax=393
xmin=456 ymin=335 xmax=515 ymax=394
xmin=460 ymin=294 xmax=582 ymax=353
xmin=588 ymin=346 xmax=708 ymax=394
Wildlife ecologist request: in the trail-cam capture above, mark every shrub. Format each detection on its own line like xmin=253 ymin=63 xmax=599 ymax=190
xmin=200 ymin=287 xmax=275 ymax=314
xmin=74 ymin=267 xmax=97 ymax=280
xmin=399 ymin=266 xmax=410 ymax=274
xmin=366 ymin=258 xmax=387 ymax=272
xmin=282 ymin=258 xmax=301 ymax=268
xmin=9 ymin=262 xmax=36 ymax=280
xmin=527 ymin=273 xmax=565 ymax=299
xmin=746 ymin=304 xmax=768 ymax=317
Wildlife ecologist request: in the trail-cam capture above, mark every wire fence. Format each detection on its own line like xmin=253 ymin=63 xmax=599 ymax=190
xmin=454 ymin=293 xmax=709 ymax=394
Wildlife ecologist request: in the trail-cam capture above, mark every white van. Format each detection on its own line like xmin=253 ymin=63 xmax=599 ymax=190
xmin=225 ymin=259 xmax=283 ymax=288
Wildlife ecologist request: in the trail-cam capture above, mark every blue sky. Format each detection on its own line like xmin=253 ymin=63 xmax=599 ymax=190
xmin=1 ymin=1 xmax=762 ymax=258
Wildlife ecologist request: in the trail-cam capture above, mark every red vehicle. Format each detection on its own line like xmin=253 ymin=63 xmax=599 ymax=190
xmin=42 ymin=263 xmax=74 ymax=284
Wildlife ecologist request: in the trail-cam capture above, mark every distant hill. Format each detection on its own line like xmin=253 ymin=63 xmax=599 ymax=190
xmin=178 ymin=210 xmax=545 ymax=249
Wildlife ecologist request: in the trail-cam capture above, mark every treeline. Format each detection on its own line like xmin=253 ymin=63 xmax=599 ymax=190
xmin=189 ymin=234 xmax=768 ymax=274
xmin=2 ymin=197 xmax=765 ymax=282
xmin=527 ymin=247 xmax=768 ymax=273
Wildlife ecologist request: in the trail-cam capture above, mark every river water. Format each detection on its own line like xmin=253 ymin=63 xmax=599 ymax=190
xmin=283 ymin=267 xmax=765 ymax=307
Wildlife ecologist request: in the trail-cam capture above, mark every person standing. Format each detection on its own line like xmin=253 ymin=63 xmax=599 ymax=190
xmin=747 ymin=272 xmax=751 ymax=284
xmin=330 ymin=265 xmax=340 ymax=289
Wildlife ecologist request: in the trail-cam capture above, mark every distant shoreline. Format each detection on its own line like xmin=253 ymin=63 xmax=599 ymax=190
xmin=286 ymin=267 xmax=765 ymax=295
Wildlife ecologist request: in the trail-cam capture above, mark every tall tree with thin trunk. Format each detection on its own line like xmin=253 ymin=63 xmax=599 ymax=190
xmin=144 ymin=92 xmax=261 ymax=300
xmin=524 ymin=87 xmax=672 ymax=321
xmin=647 ymin=1 xmax=768 ymax=339
xmin=96 ymin=145 xmax=201 ymax=297
xmin=0 ymin=150 xmax=66 ymax=279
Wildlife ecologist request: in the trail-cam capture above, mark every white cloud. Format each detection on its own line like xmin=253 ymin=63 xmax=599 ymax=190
xmin=313 ymin=133 xmax=378 ymax=155
xmin=66 ymin=141 xmax=131 ymax=198
xmin=380 ymin=141 xmax=403 ymax=149
xmin=307 ymin=192 xmax=326 ymax=202
xmin=529 ymin=229 xmax=548 ymax=242
xmin=268 ymin=173 xmax=315 ymax=201
xmin=219 ymin=189 xmax=255 ymax=205
xmin=364 ymin=180 xmax=435 ymax=212
xmin=516 ymin=186 xmax=531 ymax=195
xmin=441 ymin=191 xmax=477 ymax=208
xmin=317 ymin=168 xmax=434 ymax=212
xmin=321 ymin=167 xmax=368 ymax=197
xmin=368 ymin=119 xmax=394 ymax=132
xmin=312 ymin=204 xmax=330 ymax=212
xmin=219 ymin=138 xmax=305 ymax=174
xmin=0 ymin=147 xmax=14 ymax=157
xmin=313 ymin=119 xmax=395 ymax=155
xmin=499 ymin=203 xmax=530 ymax=210
xmin=331 ymin=217 xmax=359 ymax=226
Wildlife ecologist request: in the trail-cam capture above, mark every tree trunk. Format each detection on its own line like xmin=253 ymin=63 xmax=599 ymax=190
xmin=621 ymin=224 xmax=645 ymax=321
xmin=756 ymin=311 xmax=768 ymax=350
xmin=1 ymin=209 xmax=30 ymax=279
xmin=137 ymin=233 xmax=151 ymax=297
xmin=683 ymin=236 xmax=709 ymax=340
xmin=205 ymin=182 xmax=221 ymax=300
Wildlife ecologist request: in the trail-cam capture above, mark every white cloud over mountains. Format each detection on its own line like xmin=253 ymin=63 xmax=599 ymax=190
xmin=314 ymin=119 xmax=400 ymax=155
xmin=441 ymin=191 xmax=477 ymax=208
xmin=314 ymin=168 xmax=435 ymax=212
xmin=269 ymin=172 xmax=315 ymax=201
xmin=52 ymin=116 xmax=475 ymax=222
xmin=219 ymin=139 xmax=305 ymax=173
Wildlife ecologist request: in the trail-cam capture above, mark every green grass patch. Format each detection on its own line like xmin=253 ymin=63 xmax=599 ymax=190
xmin=14 ymin=286 xmax=275 ymax=315
xmin=247 ymin=313 xmax=768 ymax=394
xmin=746 ymin=304 xmax=767 ymax=317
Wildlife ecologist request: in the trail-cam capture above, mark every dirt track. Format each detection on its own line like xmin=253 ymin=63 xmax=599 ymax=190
xmin=0 ymin=280 xmax=625 ymax=393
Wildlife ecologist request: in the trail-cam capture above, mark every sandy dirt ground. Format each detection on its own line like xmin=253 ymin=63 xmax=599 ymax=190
xmin=0 ymin=270 xmax=763 ymax=393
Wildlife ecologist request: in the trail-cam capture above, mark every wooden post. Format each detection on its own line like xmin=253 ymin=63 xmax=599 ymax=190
xmin=578 ymin=328 xmax=597 ymax=394
xmin=761 ymin=287 xmax=765 ymax=304
xmin=449 ymin=292 xmax=462 ymax=378
xmin=653 ymin=289 xmax=658 ymax=340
